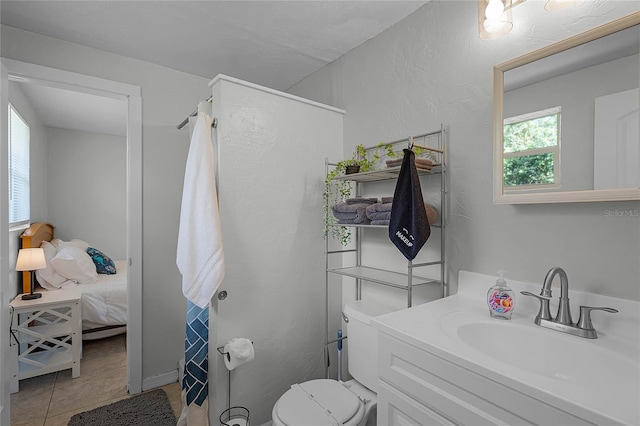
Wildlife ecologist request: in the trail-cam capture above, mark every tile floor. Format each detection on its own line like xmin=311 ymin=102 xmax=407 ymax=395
xmin=10 ymin=334 xmax=182 ymax=426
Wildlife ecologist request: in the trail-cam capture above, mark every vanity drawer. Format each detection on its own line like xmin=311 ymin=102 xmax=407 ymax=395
xmin=378 ymin=333 xmax=593 ymax=426
xmin=378 ymin=380 xmax=456 ymax=426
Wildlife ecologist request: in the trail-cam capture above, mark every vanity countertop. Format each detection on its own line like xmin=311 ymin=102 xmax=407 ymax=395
xmin=372 ymin=270 xmax=640 ymax=425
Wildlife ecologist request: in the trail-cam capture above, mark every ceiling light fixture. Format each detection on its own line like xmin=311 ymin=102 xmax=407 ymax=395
xmin=478 ymin=0 xmax=514 ymax=40
xmin=544 ymin=0 xmax=578 ymax=11
xmin=478 ymin=0 xmax=577 ymax=40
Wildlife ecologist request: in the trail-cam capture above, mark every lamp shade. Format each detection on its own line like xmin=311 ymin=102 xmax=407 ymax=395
xmin=16 ymin=248 xmax=47 ymax=271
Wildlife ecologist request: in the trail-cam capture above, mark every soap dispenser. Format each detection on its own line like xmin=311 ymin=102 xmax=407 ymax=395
xmin=487 ymin=270 xmax=515 ymax=320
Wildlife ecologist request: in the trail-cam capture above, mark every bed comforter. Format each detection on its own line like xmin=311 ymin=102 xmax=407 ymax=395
xmin=46 ymin=260 xmax=127 ymax=330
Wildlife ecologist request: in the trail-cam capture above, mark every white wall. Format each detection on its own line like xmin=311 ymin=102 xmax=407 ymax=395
xmin=2 ymin=25 xmax=212 ymax=380
xmin=209 ymin=76 xmax=344 ymax=425
xmin=289 ymin=1 xmax=640 ymax=302
xmin=46 ymin=127 xmax=126 ymax=259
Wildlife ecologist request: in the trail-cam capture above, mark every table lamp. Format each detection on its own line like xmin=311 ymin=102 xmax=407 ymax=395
xmin=16 ymin=248 xmax=46 ymax=300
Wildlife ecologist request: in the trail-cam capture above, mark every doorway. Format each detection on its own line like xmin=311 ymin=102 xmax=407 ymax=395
xmin=0 ymin=59 xmax=142 ymax=423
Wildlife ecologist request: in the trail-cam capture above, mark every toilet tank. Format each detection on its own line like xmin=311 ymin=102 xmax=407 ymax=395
xmin=343 ymin=300 xmax=398 ymax=393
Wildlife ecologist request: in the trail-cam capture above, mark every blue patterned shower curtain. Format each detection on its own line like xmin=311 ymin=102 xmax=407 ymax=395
xmin=183 ymin=301 xmax=209 ymax=407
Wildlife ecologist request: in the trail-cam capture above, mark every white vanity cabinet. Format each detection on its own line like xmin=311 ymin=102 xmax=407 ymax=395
xmin=376 ymin=333 xmax=590 ymax=426
xmin=373 ymin=271 xmax=638 ymax=426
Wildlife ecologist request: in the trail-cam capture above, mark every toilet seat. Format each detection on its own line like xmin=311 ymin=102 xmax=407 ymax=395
xmin=273 ymin=379 xmax=365 ymax=426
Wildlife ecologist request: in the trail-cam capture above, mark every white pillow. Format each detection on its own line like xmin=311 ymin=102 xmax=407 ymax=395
xmin=56 ymin=239 xmax=91 ymax=251
xmin=50 ymin=245 xmax=98 ymax=284
xmin=35 ymin=241 xmax=69 ymax=290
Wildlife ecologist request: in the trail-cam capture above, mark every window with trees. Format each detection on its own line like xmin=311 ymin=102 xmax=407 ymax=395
xmin=503 ymin=106 xmax=560 ymax=190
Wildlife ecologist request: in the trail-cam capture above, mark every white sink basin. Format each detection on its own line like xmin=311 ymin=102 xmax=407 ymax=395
xmin=439 ymin=309 xmax=639 ymax=395
xmin=373 ymin=271 xmax=640 ymax=425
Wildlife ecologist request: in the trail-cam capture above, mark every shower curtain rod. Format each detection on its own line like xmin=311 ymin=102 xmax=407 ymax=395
xmin=176 ymin=96 xmax=216 ymax=130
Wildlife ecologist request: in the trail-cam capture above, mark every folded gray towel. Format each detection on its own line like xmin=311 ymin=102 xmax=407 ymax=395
xmin=333 ymin=202 xmax=369 ymax=213
xmin=345 ymin=197 xmax=378 ymax=205
xmin=332 ymin=211 xmax=357 ymax=220
xmin=332 ymin=203 xmax=369 ymax=224
xmin=337 ymin=218 xmax=356 ymax=224
xmin=367 ymin=211 xmax=391 ymax=221
xmin=366 ymin=202 xmax=392 ymax=215
xmin=386 ymin=157 xmax=433 ymax=167
xmin=338 ymin=218 xmax=371 ymax=225
xmin=415 ymin=166 xmax=433 ymax=173
xmin=371 ymin=219 xmax=389 ymax=226
xmin=386 ymin=164 xmax=433 ymax=173
xmin=381 ymin=196 xmax=393 ymax=204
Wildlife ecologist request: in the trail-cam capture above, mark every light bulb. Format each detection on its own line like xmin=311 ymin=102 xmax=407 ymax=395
xmin=484 ymin=17 xmax=508 ymax=34
xmin=485 ymin=0 xmax=505 ymax=20
xmin=478 ymin=0 xmax=513 ymax=40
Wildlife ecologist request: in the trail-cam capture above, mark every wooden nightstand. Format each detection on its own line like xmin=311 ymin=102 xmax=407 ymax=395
xmin=9 ymin=288 xmax=82 ymax=393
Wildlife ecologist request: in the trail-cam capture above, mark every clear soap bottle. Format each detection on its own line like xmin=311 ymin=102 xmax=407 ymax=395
xmin=487 ymin=270 xmax=515 ymax=320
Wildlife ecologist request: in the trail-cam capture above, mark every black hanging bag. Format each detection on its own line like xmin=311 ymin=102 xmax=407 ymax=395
xmin=388 ymin=149 xmax=431 ymax=260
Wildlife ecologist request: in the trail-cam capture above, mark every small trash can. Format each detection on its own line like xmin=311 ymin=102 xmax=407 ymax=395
xmin=219 ymin=406 xmax=250 ymax=426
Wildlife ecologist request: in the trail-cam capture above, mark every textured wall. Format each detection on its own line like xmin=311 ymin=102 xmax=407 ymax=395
xmin=209 ymin=77 xmax=343 ymax=424
xmin=289 ymin=1 xmax=640 ymax=301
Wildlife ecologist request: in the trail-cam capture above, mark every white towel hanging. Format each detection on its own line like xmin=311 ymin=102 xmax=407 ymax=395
xmin=177 ymin=109 xmax=225 ymax=308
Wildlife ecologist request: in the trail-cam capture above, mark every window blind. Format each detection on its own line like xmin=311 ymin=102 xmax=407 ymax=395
xmin=8 ymin=104 xmax=30 ymax=227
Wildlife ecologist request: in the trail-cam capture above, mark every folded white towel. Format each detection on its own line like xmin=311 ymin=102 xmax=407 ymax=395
xmin=177 ymin=107 xmax=225 ymax=308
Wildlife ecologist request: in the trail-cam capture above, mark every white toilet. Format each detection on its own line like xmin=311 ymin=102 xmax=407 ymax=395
xmin=272 ymin=300 xmax=397 ymax=426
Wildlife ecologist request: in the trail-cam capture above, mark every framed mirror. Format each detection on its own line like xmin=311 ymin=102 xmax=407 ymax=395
xmin=493 ymin=12 xmax=640 ymax=204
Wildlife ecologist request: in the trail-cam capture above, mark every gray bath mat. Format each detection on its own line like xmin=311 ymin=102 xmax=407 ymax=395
xmin=68 ymin=388 xmax=176 ymax=426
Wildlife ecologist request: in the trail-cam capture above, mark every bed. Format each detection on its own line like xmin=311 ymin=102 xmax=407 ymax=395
xmin=20 ymin=222 xmax=127 ymax=340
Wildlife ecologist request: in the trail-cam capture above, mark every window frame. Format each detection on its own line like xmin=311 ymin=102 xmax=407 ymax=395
xmin=503 ymin=106 xmax=561 ymax=191
xmin=8 ymin=103 xmax=30 ymax=230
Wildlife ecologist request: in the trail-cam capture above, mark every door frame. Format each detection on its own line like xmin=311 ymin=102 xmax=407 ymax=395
xmin=1 ymin=59 xmax=10 ymax=426
xmin=0 ymin=59 xmax=143 ymax=414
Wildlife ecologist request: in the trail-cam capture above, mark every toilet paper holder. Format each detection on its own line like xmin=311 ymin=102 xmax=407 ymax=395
xmin=217 ymin=341 xmax=253 ymax=426
xmin=216 ymin=340 xmax=254 ymax=362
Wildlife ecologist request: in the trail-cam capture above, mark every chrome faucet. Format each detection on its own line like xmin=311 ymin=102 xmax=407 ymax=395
xmin=521 ymin=267 xmax=618 ymax=339
xmin=543 ymin=267 xmax=572 ymax=325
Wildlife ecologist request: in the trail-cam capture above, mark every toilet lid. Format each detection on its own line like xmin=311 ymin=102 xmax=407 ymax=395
xmin=275 ymin=379 xmax=362 ymax=426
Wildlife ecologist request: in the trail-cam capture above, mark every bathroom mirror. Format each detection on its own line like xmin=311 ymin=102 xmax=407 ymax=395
xmin=493 ymin=12 xmax=640 ymax=204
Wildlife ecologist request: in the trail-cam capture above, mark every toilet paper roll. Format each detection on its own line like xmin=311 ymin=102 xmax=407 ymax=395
xmin=223 ymin=338 xmax=255 ymax=371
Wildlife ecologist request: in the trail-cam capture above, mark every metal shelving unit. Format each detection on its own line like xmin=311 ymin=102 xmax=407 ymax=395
xmin=323 ymin=125 xmax=447 ymax=378
xmin=325 ymin=125 xmax=447 ymax=305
